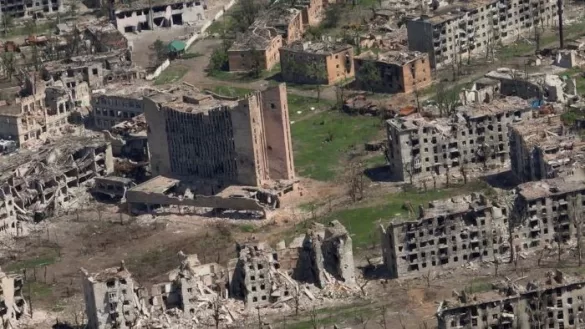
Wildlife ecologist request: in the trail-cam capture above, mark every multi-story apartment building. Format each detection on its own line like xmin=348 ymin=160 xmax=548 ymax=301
xmin=111 ymin=0 xmax=206 ymax=33
xmin=386 ymin=96 xmax=532 ymax=181
xmin=228 ymin=27 xmax=283 ymax=72
xmin=407 ymin=0 xmax=558 ymax=68
xmin=509 ymin=115 xmax=585 ymax=183
xmin=0 ymin=269 xmax=27 ymax=327
xmin=380 ymin=193 xmax=509 ymax=278
xmin=143 ymin=83 xmax=295 ymax=190
xmin=279 ymin=41 xmax=354 ymax=85
xmin=354 ymin=50 xmax=432 ymax=94
xmin=0 ymin=0 xmax=62 ymax=19
xmin=91 ymin=84 xmax=154 ymax=130
xmin=438 ymin=271 xmax=585 ymax=329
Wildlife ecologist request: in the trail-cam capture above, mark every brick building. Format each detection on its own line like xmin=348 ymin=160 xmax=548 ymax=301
xmin=279 ymin=41 xmax=354 ymax=85
xmin=228 ymin=27 xmax=283 ymax=72
xmin=380 ymin=193 xmax=508 ymax=278
xmin=354 ymin=50 xmax=431 ymax=94
xmin=297 ymin=0 xmax=323 ymax=26
xmin=509 ymin=115 xmax=585 ymax=183
xmin=143 ymin=83 xmax=294 ymax=190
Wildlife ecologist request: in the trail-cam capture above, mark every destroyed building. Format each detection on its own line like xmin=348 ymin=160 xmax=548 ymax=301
xmin=459 ymin=78 xmax=501 ymax=105
xmin=91 ymin=84 xmax=155 ymax=130
xmin=386 ymin=97 xmax=533 ymax=181
xmin=82 ymin=263 xmax=146 ymax=329
xmin=279 ymin=41 xmax=354 ymax=85
xmin=229 ymin=220 xmax=355 ymax=308
xmin=380 ymin=193 xmax=509 ymax=279
xmin=354 ymin=50 xmax=432 ymax=94
xmin=296 ymin=0 xmax=323 ymax=27
xmin=103 ymin=113 xmax=149 ymax=178
xmin=111 ymin=0 xmax=206 ymax=33
xmin=0 ymin=0 xmax=62 ymax=18
xmin=0 ymin=136 xmax=113 ymax=221
xmin=511 ymin=178 xmax=585 ymax=252
xmin=228 ymin=6 xmax=303 ymax=72
xmin=407 ymin=0 xmax=558 ymax=68
xmin=509 ymin=115 xmax=585 ymax=183
xmin=0 ymin=78 xmax=72 ymax=147
xmin=437 ymin=271 xmax=585 ymax=329
xmin=0 ymin=268 xmax=27 ymax=326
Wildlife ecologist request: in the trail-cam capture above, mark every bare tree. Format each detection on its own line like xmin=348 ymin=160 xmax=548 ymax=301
xmin=403 ymin=160 xmax=415 ymax=186
xmin=212 ymin=297 xmax=221 ymax=329
xmin=459 ymin=159 xmax=468 ymax=185
xmin=346 ymin=160 xmax=365 ymax=202
xmin=422 ymin=269 xmax=434 ymax=287
xmin=434 ymin=83 xmax=460 ymax=117
xmin=445 ymin=165 xmax=450 ymax=188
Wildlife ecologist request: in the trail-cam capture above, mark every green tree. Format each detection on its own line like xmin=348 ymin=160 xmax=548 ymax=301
xmin=357 ymin=61 xmax=381 ymax=93
xmin=209 ymin=47 xmax=229 ymax=72
xmin=305 ymin=62 xmax=328 ymax=102
xmin=1 ymin=14 xmax=14 ymax=36
xmin=232 ymin=0 xmax=259 ymax=32
xmin=152 ymin=39 xmax=167 ymax=63
xmin=0 ymin=52 xmax=16 ymax=81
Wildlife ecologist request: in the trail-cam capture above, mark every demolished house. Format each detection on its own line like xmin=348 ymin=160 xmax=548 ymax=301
xmin=229 ymin=220 xmax=355 ymax=308
xmin=102 ymin=114 xmax=149 ymax=181
xmin=82 ymin=262 xmax=147 ymax=329
xmin=380 ymin=193 xmax=509 ymax=279
xmin=0 ymin=136 xmax=113 ymax=222
xmin=386 ymin=97 xmax=533 ymax=182
xmin=83 ymin=221 xmax=355 ymax=327
xmin=0 ymin=268 xmax=28 ymax=326
xmin=509 ymin=115 xmax=585 ymax=183
xmin=437 ymin=270 xmax=585 ymax=329
xmin=127 ymin=84 xmax=296 ymax=218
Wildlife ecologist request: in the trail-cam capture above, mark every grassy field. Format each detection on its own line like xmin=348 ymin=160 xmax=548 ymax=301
xmin=5 ymin=247 xmax=60 ymax=272
xmin=292 ymin=111 xmax=380 ymax=181
xmin=291 ymin=181 xmax=494 ymax=249
xmin=209 ymin=64 xmax=281 ymax=82
xmin=154 ymin=64 xmax=189 ymax=85
xmin=212 ymin=85 xmax=252 ymax=97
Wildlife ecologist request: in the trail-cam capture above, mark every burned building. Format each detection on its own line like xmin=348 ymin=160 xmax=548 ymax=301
xmin=511 ymin=178 xmax=585 ymax=252
xmin=509 ymin=115 xmax=585 ymax=183
xmin=386 ymin=97 xmax=533 ymax=181
xmin=459 ymin=78 xmax=501 ymax=105
xmin=144 ymin=83 xmax=294 ymax=189
xmin=380 ymin=193 xmax=509 ymax=279
xmin=0 ymin=136 xmax=113 ymax=221
xmin=0 ymin=0 xmax=62 ymax=19
xmin=111 ymin=0 xmax=206 ymax=33
xmin=437 ymin=271 xmax=585 ymax=329
xmin=0 ymin=268 xmax=27 ymax=326
xmin=407 ymin=0 xmax=558 ymax=68
xmin=279 ymin=41 xmax=354 ymax=85
xmin=354 ymin=50 xmax=432 ymax=94
xmin=91 ymin=84 xmax=154 ymax=130
xmin=229 ymin=220 xmax=355 ymax=308
xmin=81 ymin=263 xmax=146 ymax=329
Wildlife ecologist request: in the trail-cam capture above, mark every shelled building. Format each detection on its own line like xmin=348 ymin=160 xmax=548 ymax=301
xmin=407 ymin=0 xmax=558 ymax=68
xmin=380 ymin=193 xmax=508 ymax=278
xmin=386 ymin=96 xmax=532 ymax=181
xmin=111 ymin=0 xmax=206 ymax=33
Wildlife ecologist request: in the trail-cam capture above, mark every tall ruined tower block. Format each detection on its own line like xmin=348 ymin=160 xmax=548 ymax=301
xmin=259 ymin=83 xmax=295 ymax=181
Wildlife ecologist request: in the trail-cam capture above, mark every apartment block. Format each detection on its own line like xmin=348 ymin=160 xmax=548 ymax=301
xmin=407 ymin=0 xmax=558 ymax=68
xmin=143 ymin=83 xmax=294 ymax=190
xmin=0 ymin=269 xmax=27 ymax=327
xmin=0 ymin=0 xmax=62 ymax=19
xmin=261 ymin=6 xmax=304 ymax=45
xmin=386 ymin=97 xmax=532 ymax=181
xmin=111 ymin=0 xmax=206 ymax=33
xmin=509 ymin=115 xmax=585 ymax=183
xmin=228 ymin=27 xmax=283 ymax=72
xmin=91 ymin=84 xmax=154 ymax=130
xmin=438 ymin=271 xmax=585 ymax=329
xmin=511 ymin=178 xmax=585 ymax=252
xmin=354 ymin=50 xmax=432 ymax=94
xmin=81 ymin=263 xmax=145 ymax=329
xmin=279 ymin=41 xmax=354 ymax=85
xmin=380 ymin=193 xmax=509 ymax=278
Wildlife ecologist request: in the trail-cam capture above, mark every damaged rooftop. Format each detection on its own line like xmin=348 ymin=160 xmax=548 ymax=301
xmin=413 ymin=0 xmax=498 ymax=25
xmin=283 ymin=41 xmax=352 ymax=55
xmin=517 ymin=178 xmax=585 ymax=201
xmin=457 ymin=96 xmax=530 ymax=118
xmin=356 ymin=49 xmax=427 ymax=66
xmin=230 ymin=27 xmax=279 ymax=50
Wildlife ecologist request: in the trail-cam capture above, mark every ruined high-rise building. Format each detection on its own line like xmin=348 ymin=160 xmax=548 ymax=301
xmin=0 ymin=268 xmax=27 ymax=326
xmin=144 ymin=83 xmax=295 ymax=190
xmin=509 ymin=115 xmax=585 ymax=183
xmin=81 ymin=263 xmax=146 ymax=329
xmin=386 ymin=97 xmax=532 ymax=182
xmin=380 ymin=193 xmax=509 ymax=278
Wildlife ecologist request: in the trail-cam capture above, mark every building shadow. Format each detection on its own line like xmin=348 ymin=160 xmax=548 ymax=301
xmin=364 ymin=165 xmax=400 ymax=182
xmin=360 ymin=263 xmax=389 ymax=280
xmin=481 ymin=170 xmax=519 ymax=190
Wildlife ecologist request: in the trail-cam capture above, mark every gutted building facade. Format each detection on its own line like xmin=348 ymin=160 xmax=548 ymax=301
xmin=91 ymin=85 xmax=154 ymax=130
xmin=0 ymin=0 xmax=62 ymax=19
xmin=509 ymin=115 xmax=585 ymax=183
xmin=228 ymin=28 xmax=283 ymax=72
xmin=380 ymin=193 xmax=508 ymax=278
xmin=144 ymin=83 xmax=295 ymax=189
xmin=386 ymin=97 xmax=532 ymax=181
xmin=407 ymin=0 xmax=558 ymax=68
xmin=354 ymin=50 xmax=432 ymax=94
xmin=279 ymin=41 xmax=354 ymax=85
xmin=111 ymin=0 xmax=206 ymax=33
xmin=82 ymin=263 xmax=146 ymax=329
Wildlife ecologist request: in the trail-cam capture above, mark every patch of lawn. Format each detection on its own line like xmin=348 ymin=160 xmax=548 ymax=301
xmin=292 ymin=111 xmax=380 ymax=181
xmin=212 ymin=86 xmax=252 ymax=97
xmin=287 ymin=302 xmax=374 ymax=329
xmin=25 ymin=281 xmax=53 ymax=299
xmin=309 ymin=181 xmax=493 ymax=249
xmin=209 ymin=64 xmax=280 ymax=82
xmin=288 ymin=93 xmax=333 ymax=121
xmin=5 ymin=248 xmax=60 ymax=272
xmin=464 ymin=277 xmax=494 ymax=294
xmin=154 ymin=65 xmax=188 ymax=85
xmin=364 ymin=154 xmax=386 ymax=168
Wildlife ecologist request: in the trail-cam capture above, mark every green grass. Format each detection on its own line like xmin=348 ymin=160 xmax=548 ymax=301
xmin=26 ymin=281 xmax=53 ymax=299
xmin=287 ymin=302 xmax=375 ymax=329
xmin=5 ymin=248 xmax=60 ymax=272
xmin=154 ymin=65 xmax=188 ymax=85
xmin=238 ymin=224 xmax=256 ymax=233
xmin=181 ymin=52 xmax=203 ymax=59
xmin=288 ymin=93 xmax=334 ymax=121
xmin=364 ymin=154 xmax=387 ymax=168
xmin=293 ymin=181 xmax=493 ymax=249
xmin=209 ymin=64 xmax=280 ymax=82
xmin=561 ymin=108 xmax=585 ymax=125
xmin=464 ymin=277 xmax=494 ymax=294
xmin=3 ymin=22 xmax=53 ymax=38
xmin=292 ymin=111 xmax=380 ymax=181
xmin=212 ymin=86 xmax=252 ymax=97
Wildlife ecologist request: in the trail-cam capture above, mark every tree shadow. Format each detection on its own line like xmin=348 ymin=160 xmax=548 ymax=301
xmin=364 ymin=165 xmax=401 ymax=182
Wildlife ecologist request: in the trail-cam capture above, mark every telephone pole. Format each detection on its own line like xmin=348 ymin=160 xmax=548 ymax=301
xmin=558 ymin=0 xmax=564 ymax=49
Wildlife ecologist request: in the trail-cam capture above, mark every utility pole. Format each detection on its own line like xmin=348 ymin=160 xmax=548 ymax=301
xmin=558 ymin=0 xmax=564 ymax=49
